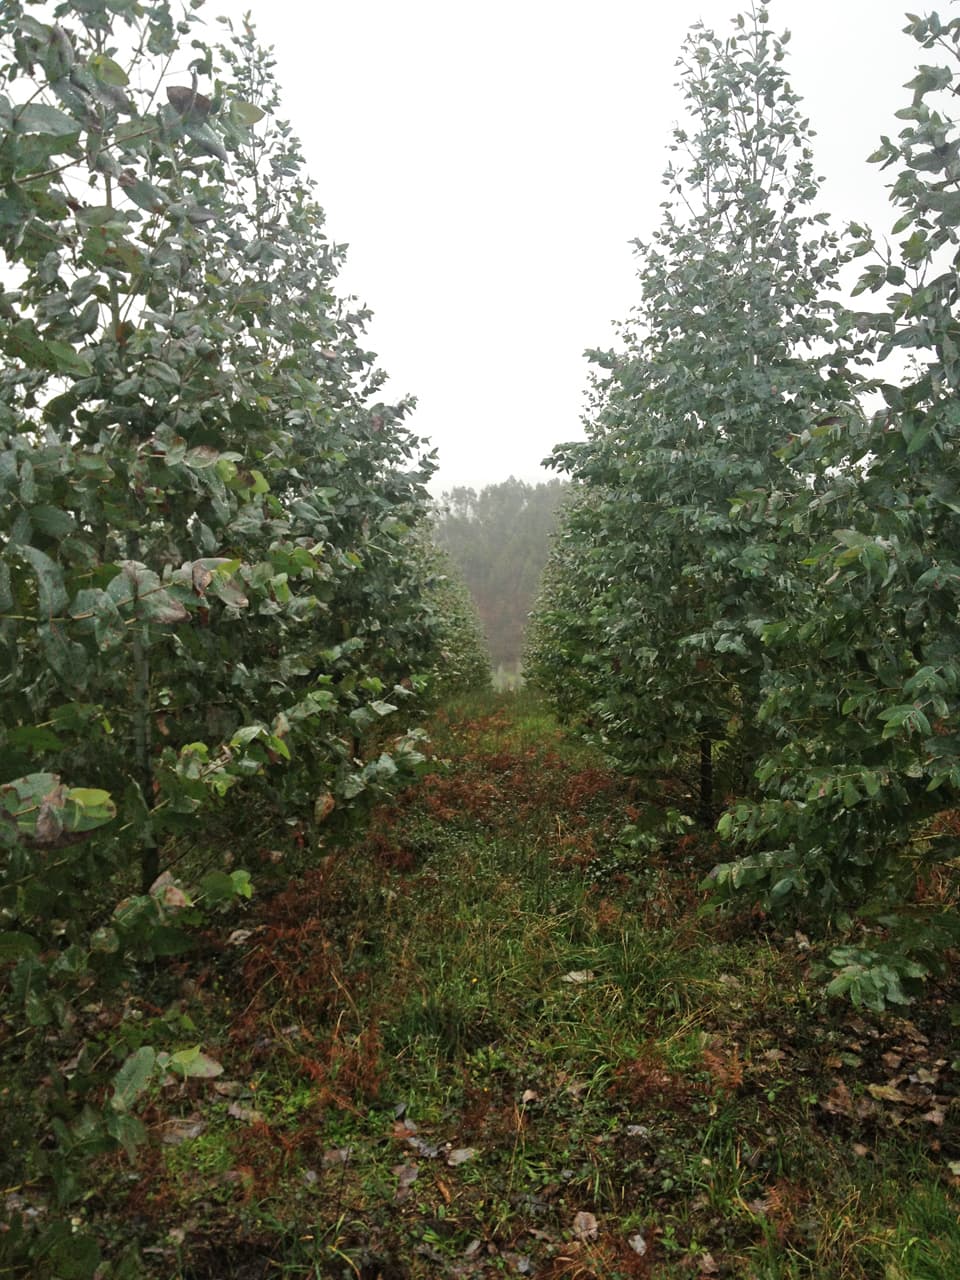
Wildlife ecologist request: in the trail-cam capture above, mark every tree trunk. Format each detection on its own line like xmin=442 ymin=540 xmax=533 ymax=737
xmin=698 ymin=735 xmax=713 ymax=829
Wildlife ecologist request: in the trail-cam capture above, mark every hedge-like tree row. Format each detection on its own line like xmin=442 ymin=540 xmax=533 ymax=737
xmin=528 ymin=5 xmax=960 ymax=1009
xmin=0 ymin=0 xmax=488 ymax=1195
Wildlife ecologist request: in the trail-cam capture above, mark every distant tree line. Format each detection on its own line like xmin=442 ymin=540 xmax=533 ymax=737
xmin=432 ymin=477 xmax=566 ymax=672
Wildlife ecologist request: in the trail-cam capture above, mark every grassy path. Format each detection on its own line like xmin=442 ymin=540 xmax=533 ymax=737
xmin=50 ymin=694 xmax=960 ymax=1277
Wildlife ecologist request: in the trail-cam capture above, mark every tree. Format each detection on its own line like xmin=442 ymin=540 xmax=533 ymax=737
xmin=713 ymin=10 xmax=960 ymax=1006
xmin=433 ymin=477 xmax=566 ymax=671
xmin=0 ymin=0 xmax=448 ymax=1206
xmin=533 ymin=5 xmax=861 ymax=821
xmin=418 ymin=534 xmax=492 ymax=698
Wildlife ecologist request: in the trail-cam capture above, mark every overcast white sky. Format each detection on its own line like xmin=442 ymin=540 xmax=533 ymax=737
xmin=213 ymin=0 xmax=926 ymax=493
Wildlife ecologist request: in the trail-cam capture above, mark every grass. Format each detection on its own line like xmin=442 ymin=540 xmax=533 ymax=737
xmin=3 ymin=690 xmax=959 ymax=1278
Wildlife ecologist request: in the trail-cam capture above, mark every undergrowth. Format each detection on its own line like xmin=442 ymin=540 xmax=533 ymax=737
xmin=2 ymin=690 xmax=959 ymax=1278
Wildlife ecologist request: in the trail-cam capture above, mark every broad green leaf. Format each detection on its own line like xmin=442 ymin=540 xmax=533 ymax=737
xmin=45 ymin=341 xmax=92 ymax=377
xmin=111 ymin=1047 xmax=156 ymax=1113
xmin=90 ymin=53 xmax=129 ymax=87
xmin=18 ymin=545 xmax=68 ymax=616
xmin=40 ymin=624 xmax=89 ymax=686
xmin=0 ymin=932 xmax=41 ymax=960
xmin=14 ymin=103 xmax=79 ymax=137
xmin=168 ymin=1046 xmax=223 ymax=1079
xmin=231 ymin=98 xmax=265 ymax=126
xmin=30 ymin=505 xmax=76 ymax=538
xmin=199 ymin=870 xmax=239 ymax=904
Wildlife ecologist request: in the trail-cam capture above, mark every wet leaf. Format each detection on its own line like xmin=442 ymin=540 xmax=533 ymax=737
xmin=446 ymin=1147 xmax=476 ymax=1167
xmin=227 ymin=1102 xmax=263 ymax=1123
xmin=561 ymin=969 xmax=595 ymax=984
xmin=572 ymin=1210 xmax=598 ymax=1242
xmin=160 ymin=1116 xmax=207 ymax=1145
xmin=867 ymin=1082 xmax=909 ymax=1104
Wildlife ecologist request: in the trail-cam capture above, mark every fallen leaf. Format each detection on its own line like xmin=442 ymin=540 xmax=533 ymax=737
xmin=226 ymin=1102 xmax=263 ymax=1123
xmin=392 ymin=1162 xmax=418 ymax=1202
xmin=160 ymin=1117 xmax=206 ymax=1145
xmin=447 ymin=1147 xmax=476 ymax=1167
xmin=852 ymin=1142 xmax=870 ymax=1158
xmin=899 ymin=1021 xmax=929 ymax=1045
xmin=819 ymin=1082 xmax=879 ymax=1121
xmin=698 ymin=1253 xmax=719 ymax=1276
xmin=562 ymin=970 xmax=595 ymax=985
xmin=867 ymin=1082 xmax=908 ymax=1104
xmin=213 ymin=1080 xmax=244 ymax=1097
xmin=408 ymin=1135 xmax=440 ymax=1159
xmin=572 ymin=1211 xmax=598 ymax=1242
xmin=393 ymin=1163 xmax=418 ymax=1187
xmin=820 ymin=1082 xmax=854 ymax=1116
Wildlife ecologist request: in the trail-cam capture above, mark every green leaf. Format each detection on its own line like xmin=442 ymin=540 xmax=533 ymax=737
xmin=111 ymin=1047 xmax=156 ymax=1113
xmin=17 ymin=545 xmax=68 ymax=616
xmin=0 ymin=932 xmax=41 ymax=960
xmin=90 ymin=53 xmax=129 ymax=87
xmin=906 ymin=425 xmax=932 ymax=455
xmin=30 ymin=505 xmax=76 ymax=538
xmin=14 ymin=103 xmax=79 ymax=137
xmin=185 ymin=121 xmax=228 ymax=162
xmin=40 ymin=624 xmax=89 ymax=686
xmin=120 ymin=177 xmax=166 ymax=214
xmin=45 ymin=340 xmax=92 ymax=377
xmin=199 ymin=870 xmax=239 ymax=904
xmin=183 ymin=446 xmax=220 ymax=470
xmin=139 ymin=589 xmax=189 ymax=625
xmin=168 ymin=1046 xmax=223 ymax=1079
xmin=106 ymin=1112 xmax=146 ymax=1159
xmin=148 ymin=926 xmax=196 ymax=956
xmin=65 ymin=787 xmax=116 ymax=830
xmin=231 ymin=98 xmax=265 ymax=126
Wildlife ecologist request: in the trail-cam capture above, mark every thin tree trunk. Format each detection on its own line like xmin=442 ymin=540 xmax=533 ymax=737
xmin=128 ymin=533 xmax=159 ymax=893
xmin=698 ymin=735 xmax=713 ymax=828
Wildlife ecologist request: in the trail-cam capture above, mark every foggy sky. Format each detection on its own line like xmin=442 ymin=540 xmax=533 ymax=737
xmin=212 ymin=0 xmax=927 ymax=492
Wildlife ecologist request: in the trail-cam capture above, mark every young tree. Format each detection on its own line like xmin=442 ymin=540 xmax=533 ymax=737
xmin=537 ymin=5 xmax=861 ymax=820
xmin=713 ymin=11 xmax=960 ymax=1006
xmin=0 ymin=0 xmax=444 ymax=1204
